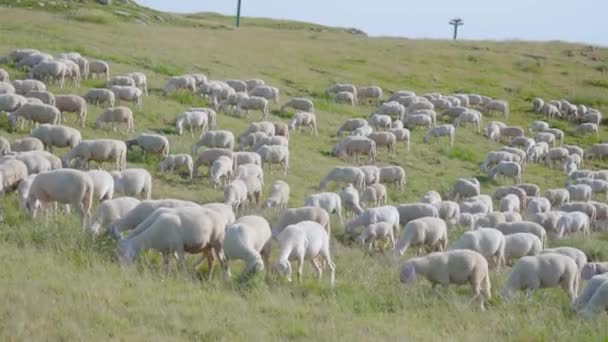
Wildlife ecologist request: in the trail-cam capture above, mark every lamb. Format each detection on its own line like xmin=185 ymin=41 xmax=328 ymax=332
xmin=26 ymin=169 xmax=94 ymax=229
xmin=87 ymin=197 xmax=140 ymax=236
xmin=345 ymin=205 xmax=400 ymax=237
xmin=85 ymin=169 xmax=114 ymax=201
xmin=357 ymin=86 xmax=383 ymax=104
xmin=111 ymin=85 xmax=143 ymax=109
xmin=379 ymin=166 xmax=406 ymax=190
xmin=280 ymin=97 xmax=314 ymax=113
xmin=158 ymin=154 xmax=194 ymax=180
xmin=8 ymin=103 xmax=61 ymax=131
xmin=503 ymin=233 xmax=542 ymax=265
xmin=273 ymin=207 xmax=331 ymax=237
xmin=448 ymin=178 xmax=480 ymax=201
xmin=209 ymin=156 xmax=233 ymax=188
xmin=390 ymin=128 xmax=411 ymax=152
xmin=356 ymin=222 xmax=396 ymax=251
xmin=111 ymin=168 xmax=152 ymax=199
xmin=488 ymin=161 xmax=522 ymax=184
xmin=11 ymin=137 xmax=43 ymax=153
xmin=255 ymin=145 xmax=289 ymax=176
xmin=304 ymin=192 xmax=342 ymax=221
xmin=361 ymin=183 xmax=387 ymax=207
xmin=336 ymin=118 xmax=367 ymax=136
xmin=368 ymin=114 xmax=392 ymax=130
xmin=88 ymin=59 xmax=110 ymax=80
xmin=496 ymin=222 xmax=547 ymax=247
xmin=109 ymin=199 xmax=198 ymax=237
xmin=555 ymin=211 xmax=591 ymax=239
xmin=288 ymin=112 xmax=317 ymax=135
xmin=540 ymin=247 xmax=588 ymax=274
xmin=83 ymin=88 xmax=115 ymax=108
xmin=367 ymin=132 xmax=396 ymax=155
xmin=526 ymin=197 xmax=551 ymax=216
xmin=262 ymin=180 xmax=290 ymax=210
xmin=30 ymin=124 xmax=81 ymax=152
xmin=192 ymin=130 xmax=234 ymax=155
xmin=54 ymin=95 xmax=87 ymax=127
xmin=423 ymin=124 xmax=455 ymax=147
xmin=403 ymin=114 xmax=433 ymax=129
xmin=448 ymin=228 xmax=506 ymax=268
xmin=319 ymin=166 xmax=366 ymax=190
xmin=236 ymin=96 xmax=269 ymax=119
xmin=222 ymin=215 xmax=272 ymax=280
xmin=575 ymin=275 xmax=608 ymax=316
xmin=567 ymin=184 xmax=592 ymax=202
xmin=62 ymin=139 xmax=127 ymax=170
xmin=94 ymin=106 xmax=134 ymax=132
xmin=249 ymin=85 xmax=280 ymax=104
xmin=0 ymin=158 xmax=28 ymax=195
xmin=126 ymin=72 xmax=148 ymax=96
xmin=500 ymin=194 xmax=521 ymax=213
xmin=400 ymin=249 xmax=491 ymax=310
xmin=224 ymin=179 xmax=249 ymax=214
xmin=274 ymin=221 xmax=335 ymax=286
xmin=339 ymin=183 xmax=364 ymax=217
xmin=581 ymin=263 xmax=608 ymax=280
xmin=116 ymin=206 xmax=227 ymax=276
xmin=193 ymin=149 xmax=233 ymax=176
xmin=25 ymin=90 xmax=55 ymax=106
xmin=585 ymin=143 xmax=608 ymax=161
xmin=126 ymin=133 xmax=170 ymax=158
xmin=334 ymin=91 xmax=356 ymax=106
xmin=500 ymin=253 xmax=579 ymax=302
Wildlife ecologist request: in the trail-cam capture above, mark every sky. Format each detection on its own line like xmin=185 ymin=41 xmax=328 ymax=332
xmin=136 ymin=1 xmax=608 ymax=46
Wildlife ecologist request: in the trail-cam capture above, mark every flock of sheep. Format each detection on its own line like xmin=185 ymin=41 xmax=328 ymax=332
xmin=1 ymin=47 xmax=608 ymax=317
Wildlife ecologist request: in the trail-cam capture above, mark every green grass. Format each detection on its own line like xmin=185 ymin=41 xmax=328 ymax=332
xmin=1 ymin=5 xmax=608 ymax=341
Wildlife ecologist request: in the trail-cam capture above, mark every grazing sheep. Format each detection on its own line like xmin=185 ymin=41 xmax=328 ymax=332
xmin=480 ymin=151 xmax=521 ymax=172
xmin=421 ymin=190 xmax=442 ymax=204
xmin=233 ymin=151 xmax=262 ymax=168
xmin=84 ymin=88 xmax=115 ymax=107
xmin=367 ymin=132 xmax=396 ymax=155
xmin=555 ymin=211 xmax=591 ymax=239
xmin=454 ymin=111 xmax=481 ymax=132
xmin=54 ymin=94 xmax=87 ymax=127
xmin=528 ymin=120 xmax=549 ymax=133
xmin=543 ymin=128 xmax=564 ymax=146
xmin=345 ymin=206 xmax=400 ymax=237
xmin=567 ymin=184 xmax=592 ymax=202
xmin=225 ymin=79 xmax=247 ymax=92
xmin=11 ymin=137 xmax=43 ymax=152
xmin=274 ymin=221 xmax=335 ymax=286
xmin=109 ymin=199 xmax=198 ymax=237
xmin=162 ymin=75 xmax=196 ymax=96
xmin=0 ymin=158 xmax=28 ymax=195
xmin=423 ymin=124 xmax=455 ymax=147
xmin=359 ymin=165 xmax=380 ymax=185
xmin=460 ymin=195 xmax=493 ymax=215
xmin=62 ymin=139 xmax=127 ymax=170
xmin=526 ymin=197 xmax=551 ymax=216
xmin=251 ymin=135 xmax=289 ymax=152
xmin=400 ymin=249 xmax=491 ymax=310
xmin=208 ymin=156 xmax=233 ymax=188
xmin=448 ymin=178 xmax=480 ymax=201
xmin=585 ymin=143 xmax=608 ymax=161
xmin=273 ymin=122 xmax=289 ymax=139
xmin=339 ymin=183 xmax=364 ymax=217
xmin=256 ymin=145 xmax=289 ymax=176
xmin=575 ymin=275 xmax=608 ymax=317
xmin=325 ymin=83 xmax=357 ymax=97
xmin=500 ymin=126 xmax=525 ymax=142
xmin=245 ymin=79 xmax=265 ymax=91
xmin=224 ymin=179 xmax=249 ymax=214
xmin=30 ymin=124 xmax=81 ymax=152
xmin=111 ymin=168 xmax=152 ymax=199
xmin=175 ymin=110 xmax=209 ymax=137
xmin=281 ymin=97 xmax=314 ymax=113
xmin=304 ymin=192 xmax=342 ymax=221
xmin=0 ymin=94 xmax=27 ymax=113
xmin=262 ymin=180 xmax=290 ymax=210
xmin=496 ymin=222 xmax=547 ymax=247
xmin=544 ymin=188 xmax=570 ymax=207
xmin=500 ymin=194 xmax=521 ymax=213
xmin=361 ymin=183 xmax=387 ymax=207
xmin=273 ymin=207 xmax=331 ymax=237
xmin=540 ymin=247 xmax=588 ymax=274
xmin=320 ymin=166 xmax=366 ymax=190
xmin=332 ymin=136 xmax=376 ymax=163
xmin=396 ymin=203 xmax=439 ymax=227
xmin=25 ymin=90 xmax=55 ymax=106
xmin=0 ymin=68 xmax=9 ymax=82
xmin=106 ymin=75 xmax=135 ymax=88
xmin=249 ymin=85 xmax=280 ymax=104
xmin=488 ymin=161 xmax=522 ymax=184
xmin=126 ymin=133 xmax=170 ymax=158
xmin=8 ymin=103 xmax=61 ymax=131
xmin=534 ymin=132 xmax=555 ymax=147
xmin=504 ymin=233 xmax=542 ymax=265
xmin=581 ymin=263 xmax=608 ymax=281
xmin=233 ymin=164 xmax=264 ymax=187
xmin=222 ymin=215 xmax=272 ymax=280
xmin=501 ymin=253 xmax=579 ymax=302
xmin=379 ymin=166 xmax=406 ymax=190
xmin=238 ymin=131 xmax=268 ymax=150
xmin=0 ymin=137 xmax=10 ymax=156
xmin=12 ymin=79 xmax=46 ymax=95
xmin=85 ymin=169 xmax=114 ymax=202
xmin=29 ymin=60 xmax=67 ymax=87
xmin=368 ymin=113 xmax=392 ymax=130
xmin=357 ymin=86 xmax=383 ymax=104
xmin=288 ymin=112 xmax=317 ymax=135
xmin=192 ymin=130 xmax=234 ymax=155
xmin=403 ymin=114 xmax=433 ymax=129
xmin=88 ymin=59 xmax=110 ymax=80
xmin=377 ymin=101 xmax=405 ymax=118
xmin=336 ymin=118 xmax=367 ymax=136
xmin=158 ymin=154 xmax=194 ymax=180
xmin=193 ymin=148 xmax=233 ymax=176
xmin=356 ymin=222 xmax=396 ymax=251
xmin=334 ymin=91 xmax=356 ymax=106
xmin=111 ymin=85 xmax=143 ymax=109
xmin=389 ymin=128 xmax=410 ymax=152
xmin=516 ymin=183 xmax=540 ymax=197
xmin=449 ymin=228 xmax=506 ymax=268
xmin=126 ymin=72 xmax=148 ymax=96
xmin=236 ymin=96 xmax=269 ymax=119
xmin=243 ymin=121 xmax=276 ymax=137
xmin=95 ymin=106 xmax=134 ymax=132
xmin=26 ymin=169 xmax=93 ymax=229
xmin=87 ymin=197 xmax=140 ymax=236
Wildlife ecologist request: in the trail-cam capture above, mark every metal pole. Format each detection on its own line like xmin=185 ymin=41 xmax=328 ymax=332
xmin=236 ymin=0 xmax=242 ymax=27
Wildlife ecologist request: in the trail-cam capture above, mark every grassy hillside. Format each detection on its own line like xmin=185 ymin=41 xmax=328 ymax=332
xmin=1 ymin=6 xmax=608 ymax=341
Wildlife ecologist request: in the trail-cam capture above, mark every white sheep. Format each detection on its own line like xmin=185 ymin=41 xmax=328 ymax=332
xmin=454 ymin=110 xmax=481 ymax=132
xmin=567 ymin=184 xmax=592 ymax=202
xmin=193 ymin=148 xmax=233 ymax=176
xmin=209 ymin=155 xmax=233 ymax=188
xmin=109 ymin=199 xmax=198 ymax=237
xmin=423 ymin=124 xmax=455 ymax=147
xmin=336 ymin=118 xmax=366 ymax=136
xmin=448 ymin=178 xmax=480 ymax=201
xmin=111 ymin=168 xmax=152 ymax=199
xmin=88 ymin=59 xmax=110 ymax=80
xmin=361 ymin=183 xmax=387 ymax=207
xmin=500 ymin=194 xmax=521 ymax=213
xmin=575 ymin=275 xmax=608 ymax=317
xmin=526 ymin=197 xmax=551 ymax=216
xmin=158 ymin=154 xmax=194 ymax=180
xmin=256 ymin=145 xmax=289 ymax=176
xmin=540 ymin=247 xmax=588 ymax=274
xmin=126 ymin=133 xmax=170 ymax=158
xmin=281 ymin=97 xmax=314 ymax=113
xmin=8 ymin=103 xmax=61 ymax=131
xmin=304 ymin=192 xmax=342 ymax=222
xmin=390 ymin=128 xmax=410 ymax=152
xmin=111 ymin=85 xmax=143 ymax=109
xmin=503 ymin=233 xmax=542 ymax=265
xmin=192 ymin=130 xmax=234 ymax=154
xmin=126 ymin=72 xmax=148 ymax=96
xmin=30 ymin=124 xmax=81 ymax=153
xmin=319 ymin=166 xmax=365 ymax=190
xmin=488 ymin=161 xmax=522 ymax=184
xmin=379 ymin=166 xmax=406 ymax=190
xmin=403 ymin=114 xmax=433 ymax=129
xmin=94 ymin=106 xmax=134 ymax=132
xmin=62 ymin=139 xmax=127 ymax=170
xmin=581 ymin=263 xmax=608 ymax=281
xmin=357 ymin=86 xmax=383 ymax=104
xmin=367 ymin=132 xmax=397 ymax=156
xmin=339 ymin=183 xmax=364 ymax=217
xmin=262 ymin=180 xmax=290 ymax=210
xmin=496 ymin=221 xmax=547 ymax=247
xmin=273 ymin=206 xmax=331 ymax=237
xmin=175 ymin=110 xmax=208 ymax=137
xmin=233 ymin=164 xmax=264 ymax=186
xmin=224 ymin=179 xmax=249 ymax=214
xmin=236 ymin=96 xmax=269 ymax=119
xmin=393 ymin=217 xmax=447 ymax=256
xmin=274 ymin=221 xmax=335 ymax=286
xmin=84 ymin=88 xmax=115 ymax=107
xmin=400 ymin=249 xmax=491 ymax=310
xmin=11 ymin=137 xmax=43 ymax=153
xmin=449 ymin=228 xmax=505 ymax=268
xmin=222 ymin=215 xmax=272 ymax=280
xmin=87 ymin=197 xmax=141 ymax=236
xmin=12 ymin=79 xmax=46 ymax=95
xmin=26 ymin=90 xmax=55 ymax=106
xmin=368 ymin=113 xmax=392 ymax=130
xmin=334 ymin=91 xmax=356 ymax=106
xmin=356 ymin=222 xmax=395 ymax=252
xmin=54 ymin=95 xmax=87 ymax=127
xmin=288 ymin=112 xmax=317 ymax=135
xmin=86 ymin=169 xmax=114 ymax=202
xmin=556 ymin=211 xmax=591 ymax=238
xmin=249 ymin=85 xmax=280 ymax=104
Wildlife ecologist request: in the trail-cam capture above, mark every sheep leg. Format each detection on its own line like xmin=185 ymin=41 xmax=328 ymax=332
xmin=311 ymin=258 xmax=322 ymax=279
xmin=296 ymin=256 xmax=304 ymax=284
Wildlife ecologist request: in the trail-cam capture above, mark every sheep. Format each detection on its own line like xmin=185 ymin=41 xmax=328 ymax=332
xmin=339 ymin=183 xmax=364 ymax=217
xmin=325 ymin=83 xmax=357 ymax=97
xmin=193 ymin=148 xmax=233 ymax=177
xmin=62 ymin=139 xmax=127 ymax=170
xmin=461 ymin=195 xmax=493 ymax=215
xmin=304 ymin=192 xmax=341 ymax=221
xmin=273 ymin=207 xmax=331 ymax=237
xmin=377 ymin=101 xmax=405 ymax=118
xmin=233 ymin=151 xmax=262 ymax=169
xmin=26 ymin=169 xmax=93 ymax=229
xmin=238 ymin=131 xmax=268 ymax=150
xmin=357 ymin=165 xmax=379 ymax=185
xmin=336 ymin=118 xmax=367 ymax=136
xmin=10 ymin=137 xmax=43 ymax=153
xmin=225 ymin=79 xmax=248 ymax=92
xmin=528 ymin=120 xmax=549 ymax=133
xmin=286 ymin=111 xmax=317 ymax=135
xmin=433 ymin=201 xmax=460 ymax=225
xmin=448 ymin=178 xmax=480 ymax=201
xmin=53 ymin=94 xmax=87 ymax=127
xmin=0 ymin=94 xmax=27 ymax=113
xmin=174 ymin=110 xmax=208 ymax=137
xmin=442 ymin=106 xmax=469 ymax=121
xmin=516 ymin=183 xmax=540 ymax=198
xmin=403 ymin=114 xmax=433 ymax=129
xmin=109 ymin=199 xmax=198 ymax=237
xmin=367 ymin=132 xmax=396 ymax=155
xmin=8 ymin=103 xmax=61 ymax=131
xmin=390 ymin=128 xmax=411 ymax=152
xmin=581 ymin=263 xmax=608 ymax=281
xmin=368 ymin=114 xmax=392 ymax=130
xmin=0 ymin=68 xmax=9 ymax=82
xmin=57 ymin=58 xmax=82 ymax=87
xmin=449 ymin=228 xmax=506 ymax=268
xmin=83 ymin=88 xmax=115 ymax=107
xmin=201 ymin=202 xmax=236 ymax=227
xmin=111 ymin=168 xmax=152 ymax=199
xmin=585 ymin=144 xmax=608 ymax=161
xmin=94 ymin=106 xmax=134 ymax=132
xmin=85 ymin=169 xmax=114 ymax=202
xmin=222 ymin=215 xmax=272 ymax=280
xmin=209 ymin=156 xmax=233 ymax=188
xmin=400 ymin=249 xmax=491 ymax=310
xmin=87 ymin=197 xmax=141 ymax=236
xmin=16 ymin=174 xmax=37 ymax=210
xmin=281 ymin=97 xmax=314 ymax=113
xmin=481 ymin=151 xmax=521 ymax=172
xmin=126 ymin=133 xmax=170 ymax=158
xmin=543 ymin=128 xmax=565 ymax=146
xmin=500 ymin=194 xmax=521 ymax=213
xmin=0 ymin=81 xmax=15 ymax=95
xmin=274 ymin=221 xmax=335 ymax=286
xmin=158 ymin=154 xmax=194 ymax=180
xmin=29 ymin=60 xmax=67 ymax=87
xmin=423 ymin=124 xmax=455 ymax=147
xmin=575 ymin=275 xmax=608 ymax=316
xmin=555 ymin=211 xmax=591 ymax=239
xmin=252 ymin=133 xmax=290 ymax=151
xmin=534 ymin=132 xmax=555 ymax=147
xmin=12 ymin=79 xmax=46 ymax=95
xmin=500 ymin=253 xmax=579 ymax=302
xmin=332 ymin=136 xmax=376 ymax=163
xmin=379 ymin=166 xmax=406 ymax=190
xmin=319 ymin=166 xmax=365 ymax=190
xmin=126 ymin=72 xmax=148 ymax=96
xmin=162 ymin=75 xmax=195 ymax=96
xmin=0 ymin=137 xmax=10 ymax=156
xmin=0 ymin=158 xmax=28 ymax=195
xmin=454 ymin=111 xmax=481 ymax=132
xmin=541 ymin=247 xmax=588 ymax=275
xmin=503 ymin=233 xmax=542 ymax=265
xmin=245 ymin=79 xmax=265 ymax=91
xmin=542 ymin=103 xmax=561 ymax=118
xmin=500 ymin=126 xmax=525 ymax=142
xmin=233 ymin=164 xmax=264 ymax=186
xmin=116 ymin=206 xmax=227 ymax=276
xmin=255 ymin=145 xmax=289 ymax=176
xmin=25 ymin=90 xmax=55 ymax=106
xmin=334 ymin=91 xmax=356 ymax=106
xmin=357 ymin=86 xmax=383 ymax=104
xmin=192 ymin=131 xmax=234 ymax=155
xmin=567 ymin=184 xmax=592 ymax=202
xmin=395 ymin=203 xmax=439 ymax=227
xmin=488 ymin=161 xmax=522 ymax=184
xmin=111 ymin=85 xmax=143 ymax=109
xmin=345 ymin=206 xmax=400 ymax=238
xmin=2 ymin=151 xmax=55 ymax=175
xmin=581 ymin=112 xmax=602 ymax=126
xmin=421 ymin=190 xmax=442 ymax=204
xmin=571 ymin=178 xmax=608 ymax=201
xmin=262 ymin=180 xmax=290 ymax=210
xmin=240 ymin=173 xmax=262 ymax=207
xmin=356 ymin=222 xmax=396 ymax=252
xmin=224 ymin=179 xmax=249 ymax=214
xmin=361 ymin=183 xmax=387 ymax=207
xmin=106 ymin=75 xmax=135 ymax=88
xmin=30 ymin=124 xmax=81 ymax=152
xmin=273 ymin=122 xmax=289 ymax=139
xmin=88 ymin=59 xmax=110 ymax=80
xmin=496 ymin=222 xmax=547 ymax=247
xmin=494 ymin=188 xmax=527 ymax=209
xmin=526 ymin=197 xmax=551 ymax=216
xmin=249 ymin=85 xmax=280 ymax=104
xmin=236 ymin=96 xmax=269 ymax=119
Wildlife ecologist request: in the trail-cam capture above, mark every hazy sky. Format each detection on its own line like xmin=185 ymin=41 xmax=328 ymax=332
xmin=137 ymin=1 xmax=607 ymax=46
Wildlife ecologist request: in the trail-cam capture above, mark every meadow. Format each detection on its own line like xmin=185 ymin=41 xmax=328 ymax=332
xmin=0 ymin=3 xmax=608 ymax=340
